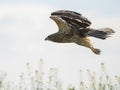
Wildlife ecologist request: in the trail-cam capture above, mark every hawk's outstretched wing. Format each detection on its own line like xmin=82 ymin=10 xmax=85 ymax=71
xmin=50 ymin=15 xmax=76 ymax=35
xmin=51 ymin=10 xmax=91 ymax=28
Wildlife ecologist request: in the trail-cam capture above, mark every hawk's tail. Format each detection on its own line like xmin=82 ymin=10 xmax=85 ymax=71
xmin=87 ymin=28 xmax=115 ymax=39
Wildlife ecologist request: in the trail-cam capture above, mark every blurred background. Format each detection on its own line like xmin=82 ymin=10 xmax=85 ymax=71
xmin=0 ymin=0 xmax=120 ymax=89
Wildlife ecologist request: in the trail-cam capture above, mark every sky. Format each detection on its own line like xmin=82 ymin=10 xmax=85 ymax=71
xmin=0 ymin=0 xmax=120 ymax=88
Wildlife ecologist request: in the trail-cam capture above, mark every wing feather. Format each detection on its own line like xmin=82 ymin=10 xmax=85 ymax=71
xmin=61 ymin=16 xmax=90 ymax=28
xmin=50 ymin=15 xmax=73 ymax=34
xmin=51 ymin=10 xmax=91 ymax=28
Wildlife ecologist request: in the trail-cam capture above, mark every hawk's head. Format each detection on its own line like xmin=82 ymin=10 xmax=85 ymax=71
xmin=45 ymin=33 xmax=64 ymax=42
xmin=45 ymin=34 xmax=55 ymax=41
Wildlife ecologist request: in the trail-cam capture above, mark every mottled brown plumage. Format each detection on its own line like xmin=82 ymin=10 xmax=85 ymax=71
xmin=45 ymin=10 xmax=115 ymax=55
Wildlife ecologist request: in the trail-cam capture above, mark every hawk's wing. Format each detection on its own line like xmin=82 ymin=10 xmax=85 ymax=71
xmin=50 ymin=15 xmax=74 ymax=34
xmin=51 ymin=10 xmax=91 ymax=28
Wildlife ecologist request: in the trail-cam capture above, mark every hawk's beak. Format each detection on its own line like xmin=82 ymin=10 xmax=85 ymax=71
xmin=45 ymin=37 xmax=48 ymax=40
xmin=50 ymin=15 xmax=52 ymax=19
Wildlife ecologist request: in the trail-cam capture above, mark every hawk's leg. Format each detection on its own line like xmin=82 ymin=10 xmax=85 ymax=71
xmin=74 ymin=37 xmax=101 ymax=55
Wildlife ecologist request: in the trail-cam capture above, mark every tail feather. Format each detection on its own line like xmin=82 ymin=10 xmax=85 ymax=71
xmin=87 ymin=28 xmax=115 ymax=39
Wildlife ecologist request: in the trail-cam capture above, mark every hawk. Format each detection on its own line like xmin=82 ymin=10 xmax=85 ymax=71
xmin=45 ymin=10 xmax=115 ymax=55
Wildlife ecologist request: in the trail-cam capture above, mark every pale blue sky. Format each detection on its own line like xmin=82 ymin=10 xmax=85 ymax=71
xmin=0 ymin=0 xmax=120 ymax=88
xmin=0 ymin=0 xmax=120 ymax=17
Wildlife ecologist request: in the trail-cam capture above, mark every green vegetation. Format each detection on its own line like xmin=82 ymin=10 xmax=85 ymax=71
xmin=0 ymin=59 xmax=120 ymax=90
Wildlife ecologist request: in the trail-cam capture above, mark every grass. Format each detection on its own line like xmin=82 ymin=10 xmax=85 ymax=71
xmin=0 ymin=59 xmax=120 ymax=90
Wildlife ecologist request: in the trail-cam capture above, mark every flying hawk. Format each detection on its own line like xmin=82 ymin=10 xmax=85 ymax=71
xmin=45 ymin=10 xmax=115 ymax=55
